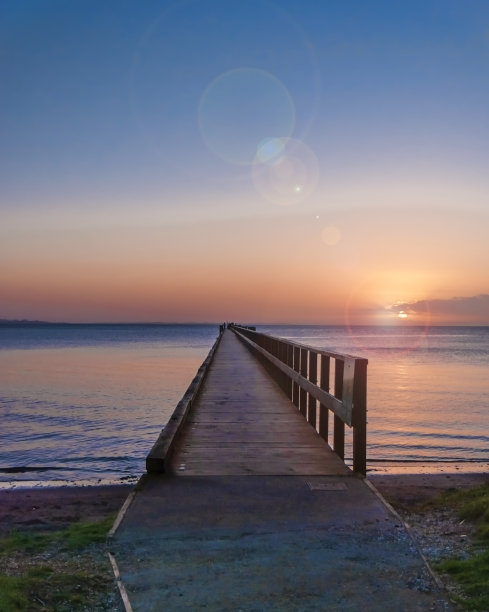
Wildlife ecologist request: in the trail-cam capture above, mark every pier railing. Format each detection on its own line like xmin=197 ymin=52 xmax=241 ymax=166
xmin=230 ymin=325 xmax=368 ymax=475
xmin=146 ymin=333 xmax=221 ymax=474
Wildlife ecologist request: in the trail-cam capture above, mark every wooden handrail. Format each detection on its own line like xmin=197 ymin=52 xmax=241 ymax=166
xmin=230 ymin=325 xmax=368 ymax=476
xmin=146 ymin=332 xmax=222 ymax=473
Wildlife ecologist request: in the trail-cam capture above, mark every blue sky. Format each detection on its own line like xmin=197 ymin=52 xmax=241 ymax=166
xmin=1 ymin=0 xmax=489 ymax=323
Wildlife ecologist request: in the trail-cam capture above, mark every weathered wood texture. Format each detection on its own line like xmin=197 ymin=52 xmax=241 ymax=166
xmin=146 ymin=334 xmax=221 ymax=473
xmin=170 ymin=330 xmax=350 ymax=476
xmin=231 ymin=326 xmax=368 ymax=475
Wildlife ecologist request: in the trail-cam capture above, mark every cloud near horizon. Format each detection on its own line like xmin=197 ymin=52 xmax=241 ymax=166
xmin=391 ymin=294 xmax=489 ymax=324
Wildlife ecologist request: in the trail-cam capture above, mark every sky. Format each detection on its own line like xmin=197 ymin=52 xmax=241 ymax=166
xmin=1 ymin=0 xmax=489 ymax=325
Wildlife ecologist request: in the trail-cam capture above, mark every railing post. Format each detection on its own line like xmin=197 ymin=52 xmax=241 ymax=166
xmin=308 ymin=352 xmax=317 ymax=429
xmin=285 ymin=343 xmax=293 ymax=399
xmin=319 ymin=355 xmax=330 ymax=443
xmin=279 ymin=340 xmax=288 ymax=394
xmin=333 ymin=359 xmax=345 ymax=460
xmin=352 ymin=359 xmax=368 ymax=476
xmin=299 ymin=348 xmax=308 ymax=417
xmin=292 ymin=346 xmax=300 ymax=408
xmin=231 ymin=327 xmax=367 ymax=474
xmin=270 ymin=338 xmax=277 ymax=382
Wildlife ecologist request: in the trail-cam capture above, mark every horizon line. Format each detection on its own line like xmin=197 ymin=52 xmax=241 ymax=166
xmin=1 ymin=319 xmax=488 ymax=328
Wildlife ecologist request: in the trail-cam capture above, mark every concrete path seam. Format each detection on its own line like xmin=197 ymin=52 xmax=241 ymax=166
xmin=108 ymin=552 xmax=134 ymax=612
xmin=108 ymin=488 xmax=138 ymax=538
xmin=365 ymin=478 xmax=446 ymax=591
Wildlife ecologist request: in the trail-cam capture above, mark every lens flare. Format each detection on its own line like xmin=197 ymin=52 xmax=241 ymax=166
xmin=256 ymin=137 xmax=286 ymax=163
xmin=251 ymin=138 xmax=319 ymax=205
xmin=321 ymin=225 xmax=341 ymax=246
xmin=198 ymin=68 xmax=295 ymax=165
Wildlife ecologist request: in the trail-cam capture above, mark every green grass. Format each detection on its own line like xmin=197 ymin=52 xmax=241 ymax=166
xmin=60 ymin=515 xmax=115 ymax=550
xmin=0 ymin=574 xmax=29 ymax=611
xmin=0 ymin=515 xmax=114 ymax=554
xmin=437 ymin=551 xmax=489 ymax=611
xmin=426 ymin=483 xmax=489 ymax=540
xmin=0 ymin=529 xmax=54 ymax=554
xmin=430 ymin=483 xmax=489 ymax=611
xmin=0 ymin=516 xmax=116 ymax=611
xmin=0 ymin=565 xmax=109 ymax=612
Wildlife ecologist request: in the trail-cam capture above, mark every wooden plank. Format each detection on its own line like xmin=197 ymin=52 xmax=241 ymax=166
xmin=292 ymin=346 xmax=300 ymax=408
xmin=170 ymin=330 xmax=351 ymax=477
xmin=299 ymin=348 xmax=308 ymax=417
xmin=352 ymin=358 xmax=368 ymax=475
xmin=319 ymin=354 xmax=330 ymax=442
xmin=233 ymin=329 xmax=352 ymax=425
xmin=342 ymin=357 xmax=355 ymax=416
xmin=334 ymin=360 xmax=345 ymax=460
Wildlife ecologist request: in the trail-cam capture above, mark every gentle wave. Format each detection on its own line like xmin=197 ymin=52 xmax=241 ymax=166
xmin=366 ymin=458 xmax=487 ymax=463
xmin=369 ymin=430 xmax=489 ymax=442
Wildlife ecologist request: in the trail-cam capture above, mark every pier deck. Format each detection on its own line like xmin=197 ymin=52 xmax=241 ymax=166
xmin=170 ymin=329 xmax=349 ymax=476
xmin=110 ymin=329 xmax=453 ymax=611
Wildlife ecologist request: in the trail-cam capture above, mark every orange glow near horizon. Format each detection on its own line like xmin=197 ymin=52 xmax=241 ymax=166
xmin=1 ymin=207 xmax=488 ymax=325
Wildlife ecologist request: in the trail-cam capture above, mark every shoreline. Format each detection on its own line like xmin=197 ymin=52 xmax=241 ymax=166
xmin=1 ymin=459 xmax=487 ymax=490
xmin=369 ymin=471 xmax=489 ymax=506
xmin=0 ymin=484 xmax=133 ymax=534
xmin=0 ymin=475 xmax=139 ymax=491
xmin=365 ymin=460 xmax=489 ymax=476
xmin=0 ymin=472 xmax=487 ymax=535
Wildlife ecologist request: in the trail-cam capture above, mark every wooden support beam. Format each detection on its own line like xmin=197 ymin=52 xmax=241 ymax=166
xmin=352 ymin=359 xmax=368 ymax=476
xmin=231 ymin=327 xmax=368 ymax=476
xmin=234 ymin=330 xmax=351 ymax=424
xmin=292 ymin=346 xmax=300 ymax=408
xmin=285 ymin=343 xmax=293 ymax=398
xmin=319 ymin=355 xmax=330 ymax=443
xmin=299 ymin=348 xmax=308 ymax=417
xmin=308 ymin=352 xmax=317 ymax=429
xmin=334 ymin=360 xmax=345 ymax=460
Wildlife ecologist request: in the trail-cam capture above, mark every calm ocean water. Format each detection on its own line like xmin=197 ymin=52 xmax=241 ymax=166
xmin=259 ymin=325 xmax=489 ymax=475
xmin=1 ymin=324 xmax=488 ymax=486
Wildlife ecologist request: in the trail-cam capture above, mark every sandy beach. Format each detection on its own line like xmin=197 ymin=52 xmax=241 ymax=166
xmin=0 ymin=484 xmax=133 ymax=534
xmin=0 ymin=473 xmax=487 ymax=535
xmin=370 ymin=472 xmax=489 ymax=506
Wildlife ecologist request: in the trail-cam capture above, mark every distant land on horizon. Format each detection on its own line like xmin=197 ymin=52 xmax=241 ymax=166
xmin=0 ymin=319 xmax=487 ymax=328
xmin=0 ymin=319 xmax=217 ymax=326
xmin=0 ymin=319 xmax=54 ymax=326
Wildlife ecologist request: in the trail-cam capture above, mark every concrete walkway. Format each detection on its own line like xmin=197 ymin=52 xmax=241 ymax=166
xmin=109 ymin=330 xmax=453 ymax=611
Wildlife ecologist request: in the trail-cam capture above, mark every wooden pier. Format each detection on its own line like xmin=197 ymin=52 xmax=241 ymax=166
xmin=147 ymin=325 xmax=367 ymax=477
xmin=110 ymin=326 xmax=453 ymax=612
